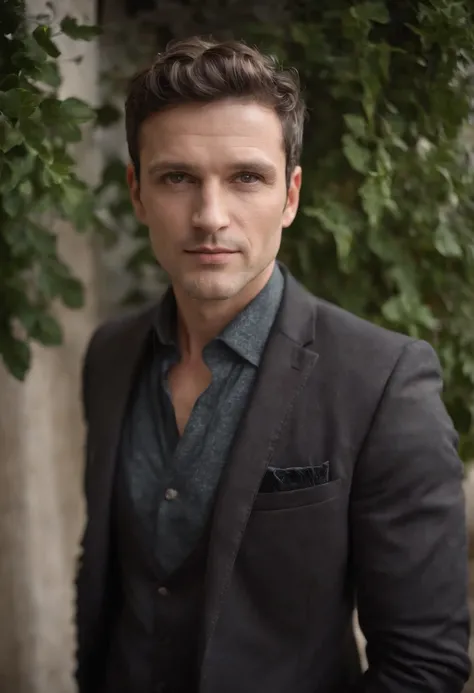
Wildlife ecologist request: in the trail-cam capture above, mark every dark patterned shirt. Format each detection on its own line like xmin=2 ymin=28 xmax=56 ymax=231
xmin=120 ymin=265 xmax=284 ymax=575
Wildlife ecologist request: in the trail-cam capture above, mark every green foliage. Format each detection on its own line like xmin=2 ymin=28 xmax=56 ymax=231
xmin=99 ymin=0 xmax=474 ymax=456
xmin=4 ymin=0 xmax=473 ymax=458
xmin=248 ymin=1 xmax=474 ymax=457
xmin=0 ymin=0 xmax=100 ymax=379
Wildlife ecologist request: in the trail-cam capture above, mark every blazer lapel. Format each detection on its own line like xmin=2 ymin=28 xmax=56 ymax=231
xmin=200 ymin=271 xmax=320 ymax=681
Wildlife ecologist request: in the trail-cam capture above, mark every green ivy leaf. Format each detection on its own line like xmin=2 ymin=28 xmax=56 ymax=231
xmin=37 ymin=268 xmax=60 ymax=301
xmin=59 ymin=16 xmax=102 ymax=41
xmin=343 ymin=114 xmax=368 ymax=139
xmin=99 ymin=158 xmax=127 ymax=189
xmin=434 ymin=223 xmax=463 ymax=257
xmin=11 ymin=47 xmax=39 ymax=74
xmin=40 ymin=97 xmax=62 ymax=123
xmin=342 ymin=134 xmax=371 ymax=173
xmin=59 ymin=121 xmax=83 ymax=142
xmin=48 ymin=150 xmax=75 ymax=179
xmin=60 ymin=277 xmax=84 ymax=308
xmin=0 ymin=152 xmax=36 ymax=195
xmin=21 ymin=118 xmax=51 ymax=160
xmin=0 ymin=88 xmax=42 ymax=119
xmin=4 ymin=219 xmax=54 ymax=258
xmin=16 ymin=303 xmax=41 ymax=335
xmin=36 ymin=259 xmax=84 ymax=307
xmin=60 ymin=97 xmax=96 ymax=123
xmin=95 ymin=103 xmax=122 ymax=127
xmin=0 ymin=120 xmax=24 ymax=152
xmin=381 ymin=295 xmax=404 ymax=324
xmin=359 ymin=175 xmax=385 ymax=227
xmin=0 ymin=333 xmax=31 ymax=381
xmin=415 ymin=304 xmax=439 ymax=330
xmin=37 ymin=60 xmax=62 ymax=88
xmin=32 ymin=25 xmax=61 ymax=58
xmin=0 ymin=161 xmax=13 ymax=194
xmin=3 ymin=190 xmax=23 ymax=217
xmin=61 ymin=179 xmax=85 ymax=207
xmin=350 ymin=2 xmax=390 ymax=25
xmin=378 ymin=42 xmax=391 ymax=80
xmin=28 ymin=223 xmax=57 ymax=256
xmin=18 ymin=179 xmax=33 ymax=202
xmin=59 ymin=179 xmax=95 ymax=229
xmin=30 ymin=313 xmax=63 ymax=346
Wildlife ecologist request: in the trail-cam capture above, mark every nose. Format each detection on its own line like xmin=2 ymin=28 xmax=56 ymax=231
xmin=191 ymin=181 xmax=230 ymax=233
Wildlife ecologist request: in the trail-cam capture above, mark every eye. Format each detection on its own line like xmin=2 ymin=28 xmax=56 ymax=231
xmin=162 ymin=172 xmax=193 ymax=185
xmin=235 ymin=172 xmax=262 ymax=184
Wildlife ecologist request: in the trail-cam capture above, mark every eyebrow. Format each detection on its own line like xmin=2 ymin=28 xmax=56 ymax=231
xmin=147 ymin=159 xmax=277 ymax=178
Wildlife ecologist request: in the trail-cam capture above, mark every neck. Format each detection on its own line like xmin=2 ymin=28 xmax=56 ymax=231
xmin=173 ymin=263 xmax=275 ymax=360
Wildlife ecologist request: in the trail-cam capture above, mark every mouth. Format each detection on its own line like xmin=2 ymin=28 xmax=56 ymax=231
xmin=184 ymin=247 xmax=239 ymax=264
xmin=185 ymin=247 xmax=238 ymax=254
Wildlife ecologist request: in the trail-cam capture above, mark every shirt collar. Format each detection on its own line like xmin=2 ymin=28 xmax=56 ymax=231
xmin=153 ymin=264 xmax=284 ymax=367
xmin=218 ymin=265 xmax=284 ymax=366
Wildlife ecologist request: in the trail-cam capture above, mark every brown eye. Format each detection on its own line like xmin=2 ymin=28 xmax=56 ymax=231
xmin=163 ymin=172 xmax=192 ymax=184
xmin=236 ymin=172 xmax=261 ymax=184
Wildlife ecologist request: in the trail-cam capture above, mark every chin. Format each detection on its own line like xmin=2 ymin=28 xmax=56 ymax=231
xmin=182 ymin=273 xmax=245 ymax=301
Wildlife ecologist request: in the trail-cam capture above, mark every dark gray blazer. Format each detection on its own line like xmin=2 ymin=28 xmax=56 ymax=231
xmin=76 ymin=268 xmax=471 ymax=693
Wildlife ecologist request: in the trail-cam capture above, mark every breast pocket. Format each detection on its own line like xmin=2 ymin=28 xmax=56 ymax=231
xmin=237 ymin=477 xmax=346 ymax=638
xmin=252 ymin=478 xmax=342 ymax=512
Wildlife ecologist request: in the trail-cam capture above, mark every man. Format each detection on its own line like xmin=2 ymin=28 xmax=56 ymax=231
xmin=75 ymin=36 xmax=470 ymax=693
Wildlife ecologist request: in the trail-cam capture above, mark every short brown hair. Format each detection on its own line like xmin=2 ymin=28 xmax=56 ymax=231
xmin=125 ymin=36 xmax=306 ymax=186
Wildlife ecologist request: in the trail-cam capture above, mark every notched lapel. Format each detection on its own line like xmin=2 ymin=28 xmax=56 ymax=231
xmin=201 ymin=270 xmax=320 ymax=680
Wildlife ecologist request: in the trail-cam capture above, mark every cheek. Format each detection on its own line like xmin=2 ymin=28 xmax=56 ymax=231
xmin=143 ymin=188 xmax=190 ymax=227
xmin=240 ymin=195 xmax=285 ymax=233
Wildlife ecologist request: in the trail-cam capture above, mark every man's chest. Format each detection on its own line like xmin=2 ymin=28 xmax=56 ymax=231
xmin=167 ymin=360 xmax=212 ymax=435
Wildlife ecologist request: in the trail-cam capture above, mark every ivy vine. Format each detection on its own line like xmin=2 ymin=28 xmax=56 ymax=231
xmin=0 ymin=0 xmax=100 ymax=379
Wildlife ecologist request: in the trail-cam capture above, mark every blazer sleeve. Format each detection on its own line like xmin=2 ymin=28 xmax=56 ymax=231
xmin=81 ymin=324 xmax=102 ymax=425
xmin=75 ymin=325 xmax=103 ymax=693
xmin=351 ymin=339 xmax=471 ymax=692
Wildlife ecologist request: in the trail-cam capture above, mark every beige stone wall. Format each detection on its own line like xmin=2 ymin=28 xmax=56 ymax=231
xmin=0 ymin=1 xmax=100 ymax=691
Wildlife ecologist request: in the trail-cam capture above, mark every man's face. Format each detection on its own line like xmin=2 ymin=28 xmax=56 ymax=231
xmin=128 ymin=98 xmax=301 ymax=301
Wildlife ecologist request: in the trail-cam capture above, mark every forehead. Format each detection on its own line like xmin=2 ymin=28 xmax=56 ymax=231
xmin=139 ymin=99 xmax=285 ymax=167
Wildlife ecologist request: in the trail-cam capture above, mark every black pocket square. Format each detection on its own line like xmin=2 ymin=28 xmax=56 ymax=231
xmin=259 ymin=461 xmax=330 ymax=494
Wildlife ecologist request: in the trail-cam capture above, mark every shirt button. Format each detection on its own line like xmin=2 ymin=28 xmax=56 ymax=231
xmin=158 ymin=586 xmax=170 ymax=597
xmin=164 ymin=488 xmax=178 ymax=501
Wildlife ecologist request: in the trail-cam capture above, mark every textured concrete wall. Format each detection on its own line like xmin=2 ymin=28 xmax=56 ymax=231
xmin=0 ymin=1 xmax=100 ymax=691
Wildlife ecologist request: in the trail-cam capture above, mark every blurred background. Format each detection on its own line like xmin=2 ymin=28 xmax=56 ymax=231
xmin=1 ymin=0 xmax=474 ymax=690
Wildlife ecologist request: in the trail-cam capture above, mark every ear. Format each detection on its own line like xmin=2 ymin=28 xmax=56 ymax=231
xmin=282 ymin=166 xmax=302 ymax=228
xmin=127 ymin=162 xmax=147 ymax=225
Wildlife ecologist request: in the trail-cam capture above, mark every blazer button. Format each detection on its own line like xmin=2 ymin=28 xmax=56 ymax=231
xmin=164 ymin=488 xmax=178 ymax=501
xmin=158 ymin=586 xmax=170 ymax=597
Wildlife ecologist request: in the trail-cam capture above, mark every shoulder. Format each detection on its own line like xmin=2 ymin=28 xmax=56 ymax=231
xmin=283 ymin=273 xmax=441 ymax=401
xmin=314 ymin=295 xmax=441 ymax=387
xmin=283 ymin=267 xmax=414 ymax=358
xmin=315 ymin=294 xmax=412 ymax=354
xmin=81 ymin=301 xmax=158 ymax=422
xmin=85 ymin=301 xmax=157 ymax=367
